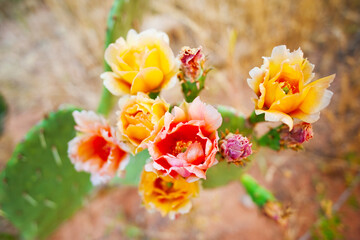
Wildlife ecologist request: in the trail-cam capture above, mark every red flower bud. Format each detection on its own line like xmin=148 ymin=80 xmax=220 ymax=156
xmin=178 ymin=46 xmax=205 ymax=82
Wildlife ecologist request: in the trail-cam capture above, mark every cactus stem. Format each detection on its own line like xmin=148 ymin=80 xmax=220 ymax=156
xmin=39 ymin=129 xmax=47 ymax=148
xmin=44 ymin=199 xmax=57 ymax=209
xmin=23 ymin=193 xmax=37 ymax=206
xmin=51 ymin=146 xmax=62 ymax=166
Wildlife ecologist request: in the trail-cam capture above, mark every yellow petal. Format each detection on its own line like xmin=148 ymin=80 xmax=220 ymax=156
xmin=269 ymin=87 xmax=310 ymax=113
xmin=255 ymin=109 xmax=294 ymax=130
xmin=119 ymin=71 xmax=138 ymax=84
xmin=101 ymin=72 xmax=130 ymax=96
xmin=158 ymin=42 xmax=175 ymax=74
xmin=299 ymin=74 xmax=335 ymax=114
xmin=130 ymin=67 xmax=164 ymax=94
xmin=143 ymin=48 xmax=161 ymax=68
xmin=125 ymin=124 xmax=151 ymax=144
xmin=290 ymin=109 xmax=320 ymax=123
xmin=247 ymin=67 xmax=267 ymax=96
xmin=258 ymin=83 xmax=266 ymax=109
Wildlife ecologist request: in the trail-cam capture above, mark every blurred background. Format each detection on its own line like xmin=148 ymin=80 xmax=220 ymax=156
xmin=1 ymin=0 xmax=360 ymax=239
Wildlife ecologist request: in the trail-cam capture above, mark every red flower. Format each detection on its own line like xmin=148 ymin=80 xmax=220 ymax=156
xmin=147 ymin=97 xmax=222 ymax=182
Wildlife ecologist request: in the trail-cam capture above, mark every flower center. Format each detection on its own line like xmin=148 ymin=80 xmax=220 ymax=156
xmin=92 ymin=136 xmax=111 ymax=162
xmin=276 ymin=76 xmax=299 ymax=94
xmin=154 ymin=178 xmax=174 ymax=193
xmin=173 ymin=140 xmax=193 ymax=155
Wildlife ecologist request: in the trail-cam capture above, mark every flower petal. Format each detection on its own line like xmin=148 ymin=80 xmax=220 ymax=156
xmin=299 ymin=74 xmax=335 ymax=114
xmin=101 ymin=72 xmax=131 ymax=96
xmin=255 ymin=109 xmax=294 ymax=130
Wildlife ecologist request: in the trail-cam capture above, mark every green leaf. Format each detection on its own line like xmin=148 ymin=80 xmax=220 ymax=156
xmin=111 ymin=150 xmax=150 ymax=186
xmin=202 ymin=160 xmax=244 ymax=188
xmin=0 ymin=107 xmax=93 ymax=239
xmin=0 ymin=93 xmax=8 ymax=135
xmin=257 ymin=127 xmax=281 ymax=151
xmin=217 ymin=105 xmax=251 ymax=135
xmin=240 ymin=174 xmax=275 ymax=207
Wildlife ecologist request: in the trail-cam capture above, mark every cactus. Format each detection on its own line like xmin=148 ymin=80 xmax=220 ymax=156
xmin=0 ymin=107 xmax=93 ymax=239
xmin=0 ymin=93 xmax=7 ymax=135
xmin=240 ymin=174 xmax=275 ymax=207
xmin=202 ymin=160 xmax=245 ymax=188
xmin=217 ymin=105 xmax=251 ymax=135
xmin=112 ymin=150 xmax=150 ymax=186
xmin=257 ymin=127 xmax=281 ymax=151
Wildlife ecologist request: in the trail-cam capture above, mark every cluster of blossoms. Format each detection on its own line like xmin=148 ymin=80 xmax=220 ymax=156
xmin=68 ymin=29 xmax=334 ymax=219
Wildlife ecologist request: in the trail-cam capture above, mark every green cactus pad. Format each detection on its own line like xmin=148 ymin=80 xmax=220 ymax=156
xmin=240 ymin=174 xmax=275 ymax=207
xmin=257 ymin=127 xmax=281 ymax=151
xmin=0 ymin=107 xmax=93 ymax=239
xmin=217 ymin=106 xmax=251 ymax=136
xmin=202 ymin=160 xmax=244 ymax=189
xmin=111 ymin=149 xmax=150 ymax=186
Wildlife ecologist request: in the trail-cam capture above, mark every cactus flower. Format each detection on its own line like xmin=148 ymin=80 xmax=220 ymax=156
xmin=117 ymin=92 xmax=169 ymax=154
xmin=101 ymin=29 xmax=178 ymax=96
xmin=148 ymin=97 xmax=222 ymax=182
xmin=139 ymin=170 xmax=200 ymax=219
xmin=68 ymin=110 xmax=129 ymax=185
xmin=248 ymin=45 xmax=335 ymax=130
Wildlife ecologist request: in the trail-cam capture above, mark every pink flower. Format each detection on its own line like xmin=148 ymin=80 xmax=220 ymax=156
xmin=68 ymin=110 xmax=130 ymax=185
xmin=147 ymin=97 xmax=222 ymax=182
xmin=220 ymin=133 xmax=252 ymax=163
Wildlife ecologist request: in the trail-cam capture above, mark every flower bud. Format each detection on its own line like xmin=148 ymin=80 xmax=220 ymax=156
xmin=220 ymin=133 xmax=252 ymax=164
xmin=178 ymin=46 xmax=205 ymax=82
xmin=280 ymin=122 xmax=313 ymax=149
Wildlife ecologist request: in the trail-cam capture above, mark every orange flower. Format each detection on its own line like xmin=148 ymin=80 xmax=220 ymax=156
xmin=101 ymin=29 xmax=178 ymax=96
xmin=248 ymin=45 xmax=335 ymax=130
xmin=139 ymin=170 xmax=200 ymax=219
xmin=148 ymin=97 xmax=222 ymax=182
xmin=68 ymin=110 xmax=129 ymax=185
xmin=117 ymin=92 xmax=169 ymax=154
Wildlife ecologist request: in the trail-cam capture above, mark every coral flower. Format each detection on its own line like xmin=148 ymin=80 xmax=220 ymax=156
xmin=248 ymin=45 xmax=335 ymax=130
xmin=68 ymin=110 xmax=129 ymax=185
xmin=117 ymin=92 xmax=169 ymax=154
xmin=148 ymin=97 xmax=222 ymax=182
xmin=139 ymin=170 xmax=200 ymax=219
xmin=101 ymin=29 xmax=178 ymax=96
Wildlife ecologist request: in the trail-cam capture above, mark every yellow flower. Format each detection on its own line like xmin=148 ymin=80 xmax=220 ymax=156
xmin=248 ymin=45 xmax=335 ymax=130
xmin=117 ymin=92 xmax=169 ymax=154
xmin=139 ymin=170 xmax=200 ymax=219
xmin=101 ymin=29 xmax=178 ymax=96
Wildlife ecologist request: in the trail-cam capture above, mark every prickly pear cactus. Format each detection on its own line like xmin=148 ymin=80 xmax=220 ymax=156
xmin=0 ymin=107 xmax=93 ymax=239
xmin=240 ymin=174 xmax=275 ymax=207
